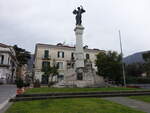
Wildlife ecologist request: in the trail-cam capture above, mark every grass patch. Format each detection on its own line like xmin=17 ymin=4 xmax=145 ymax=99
xmin=130 ymin=96 xmax=150 ymax=103
xmin=25 ymin=87 xmax=139 ymax=94
xmin=5 ymin=98 xmax=145 ymax=113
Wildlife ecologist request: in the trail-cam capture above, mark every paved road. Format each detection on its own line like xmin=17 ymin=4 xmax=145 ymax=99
xmin=104 ymin=97 xmax=150 ymax=113
xmin=0 ymin=85 xmax=16 ymax=113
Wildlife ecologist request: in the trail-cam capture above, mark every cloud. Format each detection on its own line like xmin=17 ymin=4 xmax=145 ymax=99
xmin=0 ymin=0 xmax=150 ymax=56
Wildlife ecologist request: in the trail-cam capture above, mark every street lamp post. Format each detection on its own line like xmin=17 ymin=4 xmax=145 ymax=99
xmin=119 ymin=30 xmax=126 ymax=87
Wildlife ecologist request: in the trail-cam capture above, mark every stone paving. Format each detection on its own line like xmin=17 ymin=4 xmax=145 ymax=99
xmin=0 ymin=85 xmax=16 ymax=113
xmin=104 ymin=97 xmax=150 ymax=113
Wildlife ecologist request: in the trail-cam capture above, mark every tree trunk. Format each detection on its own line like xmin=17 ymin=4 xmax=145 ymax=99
xmin=48 ymin=74 xmax=54 ymax=87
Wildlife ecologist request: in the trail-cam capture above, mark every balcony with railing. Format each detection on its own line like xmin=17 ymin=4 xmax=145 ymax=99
xmin=0 ymin=64 xmax=10 ymax=68
xmin=42 ymin=56 xmax=51 ymax=60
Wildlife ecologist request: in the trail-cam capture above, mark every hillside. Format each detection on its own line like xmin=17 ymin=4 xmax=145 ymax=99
xmin=123 ymin=51 xmax=149 ymax=65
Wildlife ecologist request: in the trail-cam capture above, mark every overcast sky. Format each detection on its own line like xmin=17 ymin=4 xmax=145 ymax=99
xmin=0 ymin=0 xmax=150 ymax=56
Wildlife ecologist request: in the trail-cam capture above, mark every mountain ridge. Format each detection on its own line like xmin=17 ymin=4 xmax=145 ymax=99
xmin=123 ymin=51 xmax=150 ymax=64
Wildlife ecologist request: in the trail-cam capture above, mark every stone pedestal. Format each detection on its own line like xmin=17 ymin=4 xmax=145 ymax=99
xmin=74 ymin=25 xmax=84 ymax=68
xmin=53 ymin=25 xmax=105 ymax=88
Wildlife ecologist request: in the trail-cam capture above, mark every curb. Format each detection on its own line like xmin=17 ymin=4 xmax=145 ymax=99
xmin=10 ymin=91 xmax=150 ymax=102
xmin=0 ymin=102 xmax=13 ymax=113
xmin=0 ymin=94 xmax=16 ymax=113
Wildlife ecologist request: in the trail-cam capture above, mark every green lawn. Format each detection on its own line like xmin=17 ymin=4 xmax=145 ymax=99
xmin=5 ymin=98 xmax=145 ymax=113
xmin=130 ymin=96 xmax=150 ymax=103
xmin=25 ymin=87 xmax=139 ymax=94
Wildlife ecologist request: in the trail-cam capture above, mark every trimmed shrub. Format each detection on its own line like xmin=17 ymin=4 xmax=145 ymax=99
xmin=126 ymin=76 xmax=150 ymax=84
xmin=24 ymin=82 xmax=30 ymax=87
xmin=15 ymin=78 xmax=24 ymax=89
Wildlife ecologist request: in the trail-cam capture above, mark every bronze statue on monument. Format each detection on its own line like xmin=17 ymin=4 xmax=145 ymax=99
xmin=73 ymin=6 xmax=86 ymax=25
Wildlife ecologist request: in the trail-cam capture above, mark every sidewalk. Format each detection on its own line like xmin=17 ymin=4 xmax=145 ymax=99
xmin=0 ymin=85 xmax=16 ymax=113
xmin=0 ymin=103 xmax=12 ymax=113
xmin=104 ymin=97 xmax=150 ymax=113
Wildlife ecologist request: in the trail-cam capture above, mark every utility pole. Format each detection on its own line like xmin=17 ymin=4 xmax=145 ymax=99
xmin=119 ymin=30 xmax=126 ymax=87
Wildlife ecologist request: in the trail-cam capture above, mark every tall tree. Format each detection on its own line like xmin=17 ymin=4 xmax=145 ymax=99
xmin=143 ymin=51 xmax=150 ymax=76
xmin=95 ymin=51 xmax=122 ymax=84
xmin=13 ymin=45 xmax=31 ymax=66
xmin=126 ymin=63 xmax=144 ymax=77
xmin=41 ymin=62 xmax=58 ymax=87
xmin=13 ymin=45 xmax=31 ymax=78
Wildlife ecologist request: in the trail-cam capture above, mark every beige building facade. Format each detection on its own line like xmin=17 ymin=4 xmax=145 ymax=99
xmin=34 ymin=43 xmax=103 ymax=85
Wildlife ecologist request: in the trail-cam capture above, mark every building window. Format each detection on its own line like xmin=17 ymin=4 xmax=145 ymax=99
xmin=8 ymin=57 xmax=10 ymax=65
xmin=44 ymin=50 xmax=49 ymax=58
xmin=57 ymin=62 xmax=63 ymax=69
xmin=58 ymin=51 xmax=64 ymax=58
xmin=58 ymin=75 xmax=64 ymax=81
xmin=71 ymin=52 xmax=74 ymax=60
xmin=41 ymin=75 xmax=48 ymax=84
xmin=0 ymin=56 xmax=1 ymax=64
xmin=71 ymin=63 xmax=75 ymax=68
xmin=77 ymin=73 xmax=83 ymax=80
xmin=0 ymin=55 xmax=4 ymax=64
xmin=86 ymin=54 xmax=90 ymax=59
xmin=42 ymin=61 xmax=50 ymax=69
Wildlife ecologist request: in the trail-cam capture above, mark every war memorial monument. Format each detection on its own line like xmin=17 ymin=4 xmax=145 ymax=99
xmin=60 ymin=6 xmax=105 ymax=87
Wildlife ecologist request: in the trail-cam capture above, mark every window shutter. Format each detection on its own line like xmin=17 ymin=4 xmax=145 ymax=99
xmin=0 ymin=56 xmax=2 ymax=64
xmin=1 ymin=55 xmax=4 ymax=64
xmin=71 ymin=53 xmax=74 ymax=59
xmin=57 ymin=62 xmax=59 ymax=69
xmin=42 ymin=61 xmax=50 ymax=69
xmin=42 ymin=62 xmax=45 ymax=69
xmin=58 ymin=52 xmax=60 ymax=58
xmin=44 ymin=50 xmax=49 ymax=58
xmin=62 ymin=52 xmax=64 ymax=58
xmin=86 ymin=54 xmax=90 ymax=59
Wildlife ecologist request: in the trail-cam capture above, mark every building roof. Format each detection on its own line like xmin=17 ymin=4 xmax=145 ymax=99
xmin=0 ymin=43 xmax=10 ymax=48
xmin=36 ymin=43 xmax=104 ymax=52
